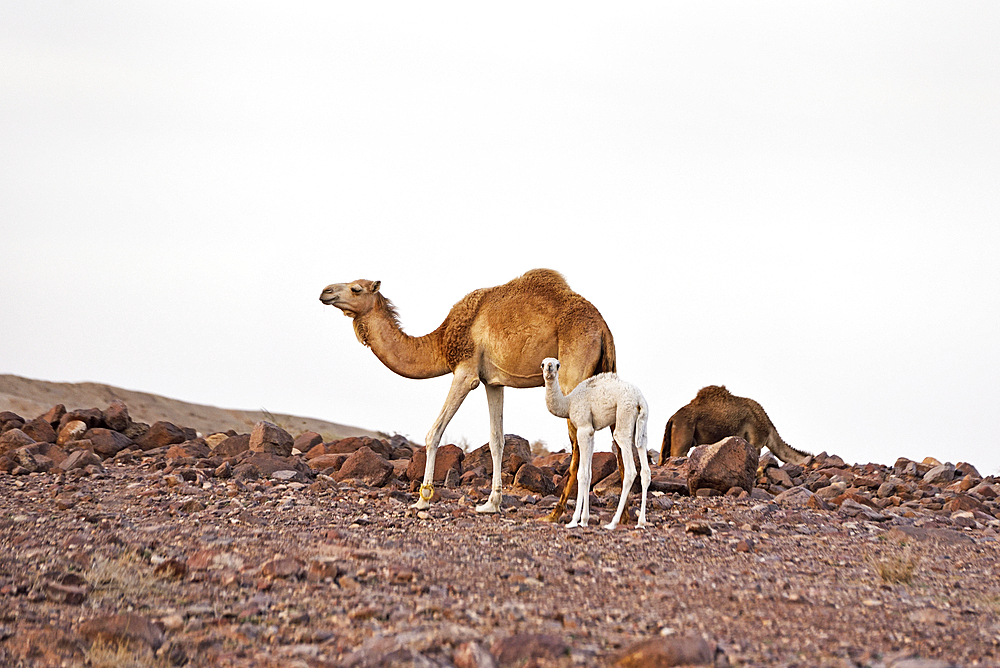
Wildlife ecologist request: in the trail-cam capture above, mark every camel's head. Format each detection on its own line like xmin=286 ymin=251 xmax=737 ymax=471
xmin=541 ymin=357 xmax=560 ymax=383
xmin=319 ymin=279 xmax=382 ymax=319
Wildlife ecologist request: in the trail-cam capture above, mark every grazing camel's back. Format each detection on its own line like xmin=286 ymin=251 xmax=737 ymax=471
xmin=660 ymin=385 xmax=810 ymax=466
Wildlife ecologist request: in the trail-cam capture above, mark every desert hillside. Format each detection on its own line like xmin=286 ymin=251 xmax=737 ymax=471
xmin=0 ymin=374 xmax=384 ymax=442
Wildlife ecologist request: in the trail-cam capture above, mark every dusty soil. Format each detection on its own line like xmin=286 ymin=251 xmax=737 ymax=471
xmin=1 ymin=380 xmax=999 ymax=667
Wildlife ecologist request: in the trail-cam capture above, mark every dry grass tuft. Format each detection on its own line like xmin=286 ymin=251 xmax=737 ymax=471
xmin=86 ymin=640 xmax=166 ymax=668
xmin=866 ymin=545 xmax=920 ymax=584
xmin=87 ymin=551 xmax=166 ymax=602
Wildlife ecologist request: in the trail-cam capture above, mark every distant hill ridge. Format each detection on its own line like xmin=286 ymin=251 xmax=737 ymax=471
xmin=0 ymin=374 xmax=384 ymax=441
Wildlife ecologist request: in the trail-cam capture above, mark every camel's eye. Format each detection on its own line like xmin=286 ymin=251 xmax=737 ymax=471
xmin=351 ymin=286 xmax=363 ymax=294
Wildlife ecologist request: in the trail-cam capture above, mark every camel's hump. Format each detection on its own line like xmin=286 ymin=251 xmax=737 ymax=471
xmin=695 ymin=385 xmax=731 ymax=399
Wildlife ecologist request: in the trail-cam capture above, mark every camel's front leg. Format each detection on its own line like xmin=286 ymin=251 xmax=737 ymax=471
xmin=413 ymin=369 xmax=480 ymax=510
xmin=567 ymin=424 xmax=594 ymax=528
xmin=476 ymin=384 xmax=505 ymax=513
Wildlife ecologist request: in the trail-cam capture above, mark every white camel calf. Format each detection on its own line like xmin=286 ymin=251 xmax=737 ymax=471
xmin=541 ymin=357 xmax=651 ymax=530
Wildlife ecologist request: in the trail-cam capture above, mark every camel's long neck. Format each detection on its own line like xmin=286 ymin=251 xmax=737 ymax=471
xmin=544 ymin=377 xmax=571 ymax=419
xmin=354 ymin=301 xmax=450 ymax=380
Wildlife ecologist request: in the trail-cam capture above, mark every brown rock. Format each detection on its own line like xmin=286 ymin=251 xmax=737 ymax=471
xmin=215 ymin=433 xmax=251 ymax=456
xmin=591 ymin=451 xmax=620 ymax=485
xmin=166 ymin=439 xmax=211 ymax=459
xmin=325 ymin=435 xmax=393 ymax=459
xmin=956 ymin=461 xmax=982 ymax=478
xmin=0 ymin=428 xmax=36 ymax=453
xmin=491 ymin=633 xmax=569 ymax=666
xmin=102 ymin=399 xmax=130 ymax=432
xmin=944 ymin=494 xmax=985 ymax=514
xmin=306 ymin=556 xmax=344 ymax=582
xmin=243 ymin=452 xmax=312 ymax=479
xmin=615 ymin=635 xmax=716 ymax=667
xmin=1 ymin=627 xmax=87 ymax=666
xmin=84 ymin=428 xmax=133 ymax=457
xmin=260 ymin=555 xmax=304 ymax=579
xmin=686 ymin=436 xmax=757 ymax=496
xmin=464 ymin=434 xmax=532 ymax=476
xmin=58 ymin=449 xmax=103 ymax=472
xmin=78 ymin=612 xmax=165 ymax=651
xmin=39 ymin=403 xmax=66 ymax=427
xmin=406 ymin=444 xmax=464 ymax=484
xmin=307 ymin=453 xmax=350 ymax=471
xmin=335 ymin=446 xmax=394 ymax=487
xmin=59 ymin=408 xmax=104 ymax=430
xmin=135 ymin=421 xmax=186 ymax=451
xmin=513 ymin=463 xmax=556 ymax=496
xmin=249 ymin=421 xmax=294 ymax=456
xmin=293 ymin=430 xmax=323 ymax=453
xmin=21 ymin=417 xmax=57 ymax=444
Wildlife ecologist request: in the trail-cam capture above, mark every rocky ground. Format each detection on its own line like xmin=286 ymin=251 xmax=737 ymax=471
xmin=1 ymin=400 xmax=1000 ymax=667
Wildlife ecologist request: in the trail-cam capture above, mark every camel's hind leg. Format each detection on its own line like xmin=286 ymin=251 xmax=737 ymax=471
xmin=475 ymin=383 xmax=505 ymax=514
xmin=413 ymin=367 xmax=480 ymax=510
xmin=605 ymin=418 xmax=636 ymax=530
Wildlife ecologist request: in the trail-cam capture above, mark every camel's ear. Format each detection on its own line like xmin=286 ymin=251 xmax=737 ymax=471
xmin=371 ymin=280 xmax=381 ymax=293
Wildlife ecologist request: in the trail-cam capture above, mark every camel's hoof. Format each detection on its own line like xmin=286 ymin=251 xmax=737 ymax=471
xmin=566 ymin=521 xmax=580 ymax=529
xmin=475 ymin=502 xmax=500 ymax=514
xmin=536 ymin=510 xmax=563 ymax=523
xmin=410 ymin=498 xmax=431 ymax=510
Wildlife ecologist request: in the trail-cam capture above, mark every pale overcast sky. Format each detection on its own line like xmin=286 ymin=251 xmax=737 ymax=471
xmin=2 ymin=3 xmax=999 ymax=474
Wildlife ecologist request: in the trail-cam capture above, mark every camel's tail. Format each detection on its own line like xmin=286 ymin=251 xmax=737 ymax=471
xmin=658 ymin=417 xmax=672 ymax=465
xmin=597 ymin=326 xmax=616 ymax=376
xmin=635 ymin=400 xmax=649 ymax=456
xmin=765 ymin=431 xmax=811 ymax=466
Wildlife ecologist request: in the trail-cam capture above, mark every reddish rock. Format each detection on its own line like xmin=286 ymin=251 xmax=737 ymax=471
xmin=491 ymin=633 xmax=568 ymax=666
xmin=21 ymin=417 xmax=57 ymax=444
xmin=304 ymin=442 xmax=329 ymax=459
xmin=84 ymin=428 xmax=133 ymax=457
xmin=591 ymin=451 xmax=620 ymax=485
xmin=306 ymin=557 xmax=344 ymax=582
xmin=215 ymin=433 xmax=251 ymax=456
xmin=135 ymin=421 xmax=186 ymax=451
xmin=1 ymin=627 xmax=87 ymax=666
xmin=830 ymin=492 xmax=877 ymax=509
xmin=102 ymin=400 xmax=130 ymax=432
xmin=532 ymin=451 xmax=571 ymax=474
xmin=243 ymin=452 xmax=312 ymax=479
xmin=325 ymin=436 xmax=393 ymax=459
xmin=249 ymin=421 xmax=294 ymax=456
xmin=464 ymin=434 xmax=532 ymax=476
xmin=406 ymin=444 xmax=464 ymax=484
xmin=166 ymin=439 xmax=211 ymax=459
xmin=293 ymin=430 xmax=323 ymax=453
xmin=944 ymin=494 xmax=985 ymax=514
xmin=39 ymin=404 xmax=66 ymax=428
xmin=57 ymin=449 xmax=103 ymax=472
xmin=307 ymin=453 xmax=350 ymax=471
xmin=78 ymin=612 xmax=165 ymax=651
xmin=614 ymin=635 xmax=716 ymax=667
xmin=58 ymin=408 xmax=104 ymax=431
xmin=956 ymin=461 xmax=982 ymax=478
xmin=687 ymin=436 xmax=758 ymax=496
xmin=0 ymin=428 xmax=36 ymax=453
xmin=260 ymin=555 xmax=304 ymax=579
xmin=335 ymin=446 xmax=394 ymax=487
xmin=513 ymin=463 xmax=556 ymax=496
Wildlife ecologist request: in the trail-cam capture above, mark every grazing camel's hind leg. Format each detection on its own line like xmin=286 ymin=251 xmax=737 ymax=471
xmin=413 ymin=366 xmax=480 ymax=510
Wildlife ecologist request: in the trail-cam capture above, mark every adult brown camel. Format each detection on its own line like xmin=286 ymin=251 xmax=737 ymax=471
xmin=319 ymin=269 xmax=618 ymax=519
xmin=658 ymin=385 xmax=811 ymax=466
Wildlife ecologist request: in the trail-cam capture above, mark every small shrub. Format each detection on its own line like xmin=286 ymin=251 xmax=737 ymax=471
xmin=866 ymin=545 xmax=920 ymax=584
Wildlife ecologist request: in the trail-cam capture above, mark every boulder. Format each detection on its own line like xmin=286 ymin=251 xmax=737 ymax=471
xmin=84 ymin=428 xmax=134 ymax=457
xmin=924 ymin=464 xmax=956 ymax=485
xmin=591 ymin=451 xmax=620 ymax=486
xmin=491 ymin=634 xmax=568 ymax=666
xmin=614 ymin=635 xmax=716 ymax=667
xmin=324 ymin=436 xmax=393 ymax=460
xmin=406 ymin=444 xmax=464 ymax=484
xmin=335 ymin=446 xmax=394 ymax=487
xmin=307 ymin=453 xmax=350 ymax=472
xmin=102 ymin=400 xmax=131 ymax=432
xmin=78 ymin=612 xmax=165 ymax=651
xmin=249 ymin=421 xmax=294 ymax=456
xmin=0 ymin=428 xmax=36 ymax=453
xmin=513 ymin=463 xmax=556 ymax=496
xmin=21 ymin=417 xmax=57 ymax=444
xmin=293 ymin=431 xmax=323 ymax=453
xmin=214 ymin=433 xmax=251 ymax=456
xmin=166 ymin=439 xmax=211 ymax=459
xmin=58 ymin=408 xmax=103 ymax=431
xmin=59 ymin=449 xmax=103 ymax=472
xmin=464 ymin=434 xmax=531 ymax=476
xmin=135 ymin=421 xmax=186 ymax=451
xmin=686 ymin=436 xmax=758 ymax=496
